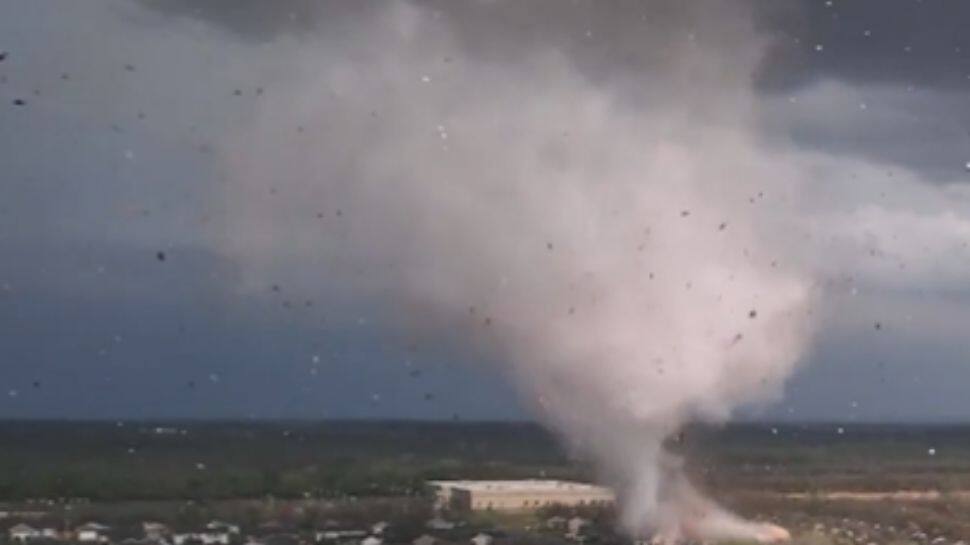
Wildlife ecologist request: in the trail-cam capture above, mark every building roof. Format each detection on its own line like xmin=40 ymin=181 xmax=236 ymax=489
xmin=77 ymin=523 xmax=110 ymax=532
xmin=430 ymin=479 xmax=612 ymax=495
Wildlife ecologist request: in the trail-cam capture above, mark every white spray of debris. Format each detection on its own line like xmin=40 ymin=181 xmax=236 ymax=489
xmin=222 ymin=1 xmax=815 ymax=541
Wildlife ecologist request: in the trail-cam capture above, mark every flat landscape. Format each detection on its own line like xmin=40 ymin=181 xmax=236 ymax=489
xmin=1 ymin=421 xmax=970 ymax=544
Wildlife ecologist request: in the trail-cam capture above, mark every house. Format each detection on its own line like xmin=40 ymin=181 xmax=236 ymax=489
xmin=173 ymin=531 xmax=230 ymax=545
xmin=76 ymin=523 xmax=111 ymax=543
xmin=361 ymin=536 xmax=383 ymax=545
xmin=545 ymin=516 xmax=567 ymax=531
xmin=206 ymin=521 xmax=240 ymax=535
xmin=9 ymin=524 xmax=41 ymax=542
xmin=143 ymin=522 xmax=170 ymax=541
xmin=425 ymin=518 xmax=455 ymax=531
xmin=470 ymin=533 xmax=493 ymax=545
xmin=315 ymin=529 xmax=367 ymax=544
xmin=566 ymin=517 xmax=589 ymax=540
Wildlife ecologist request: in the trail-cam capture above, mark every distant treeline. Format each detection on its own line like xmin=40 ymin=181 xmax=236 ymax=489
xmin=3 ymin=420 xmax=970 ymax=501
xmin=0 ymin=420 xmax=576 ymax=501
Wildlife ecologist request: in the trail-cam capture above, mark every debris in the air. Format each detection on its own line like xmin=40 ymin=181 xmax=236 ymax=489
xmin=12 ymin=98 xmax=26 ymax=106
xmin=423 ymin=393 xmax=434 ymax=401
xmin=233 ymin=89 xmax=242 ymax=96
xmin=156 ymin=251 xmax=166 ymax=262
xmin=874 ymin=322 xmax=882 ymax=330
xmin=32 ymin=381 xmax=41 ymax=389
xmin=271 ymin=284 xmax=280 ymax=292
xmin=421 ymin=75 xmax=432 ymax=83
xmin=928 ymin=448 xmax=937 ymax=456
xmin=680 ymin=210 xmax=690 ymax=217
xmin=814 ymin=44 xmax=824 ymax=52
xmin=124 ymin=64 xmax=136 ymax=72
xmin=255 ymin=87 xmax=264 ymax=96
xmin=718 ymin=222 xmax=727 ymax=231
xmin=61 ymin=73 xmax=70 ymax=80
xmin=748 ymin=309 xmax=757 ymax=319
xmin=546 ymin=242 xmax=554 ymax=250
xmin=731 ymin=333 xmax=743 ymax=344
xmin=964 ymin=160 xmax=970 ymax=171
xmin=0 ymin=51 xmax=7 ymax=62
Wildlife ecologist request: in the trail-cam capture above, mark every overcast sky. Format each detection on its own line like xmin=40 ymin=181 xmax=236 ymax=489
xmin=1 ymin=0 xmax=970 ymax=422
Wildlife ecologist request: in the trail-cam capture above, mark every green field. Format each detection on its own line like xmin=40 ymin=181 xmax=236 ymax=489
xmin=3 ymin=421 xmax=970 ymax=543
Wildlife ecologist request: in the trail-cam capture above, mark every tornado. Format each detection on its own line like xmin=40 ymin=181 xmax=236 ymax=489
xmin=223 ymin=1 xmax=817 ymax=541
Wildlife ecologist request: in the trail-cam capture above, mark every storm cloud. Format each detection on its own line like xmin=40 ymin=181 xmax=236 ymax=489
xmin=0 ymin=0 xmax=969 ymax=423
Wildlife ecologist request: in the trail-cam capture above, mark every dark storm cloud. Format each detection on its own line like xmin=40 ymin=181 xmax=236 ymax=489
xmin=755 ymin=0 xmax=970 ymax=92
xmin=749 ymin=0 xmax=970 ymax=183
xmin=134 ymin=0 xmax=346 ymax=42
xmin=135 ymin=0 xmax=970 ymax=92
xmin=2 ymin=0 xmax=970 ymax=422
xmin=132 ymin=0 xmax=970 ymax=182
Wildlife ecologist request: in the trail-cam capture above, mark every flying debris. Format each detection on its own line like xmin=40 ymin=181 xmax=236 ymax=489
xmin=156 ymin=251 xmax=166 ymax=262
xmin=12 ymin=98 xmax=25 ymax=106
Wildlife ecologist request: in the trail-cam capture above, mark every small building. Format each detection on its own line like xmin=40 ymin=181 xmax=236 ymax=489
xmin=470 ymin=533 xmax=493 ymax=545
xmin=425 ymin=518 xmax=455 ymax=531
xmin=429 ymin=480 xmax=615 ymax=512
xmin=143 ymin=522 xmax=170 ymax=541
xmin=173 ymin=531 xmax=230 ymax=545
xmin=206 ymin=521 xmax=240 ymax=535
xmin=545 ymin=516 xmax=567 ymax=531
xmin=315 ymin=529 xmax=367 ymax=544
xmin=9 ymin=524 xmax=41 ymax=542
xmin=76 ymin=523 xmax=111 ymax=543
xmin=566 ymin=517 xmax=589 ymax=540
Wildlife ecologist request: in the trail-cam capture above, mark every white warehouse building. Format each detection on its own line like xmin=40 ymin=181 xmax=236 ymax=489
xmin=429 ymin=479 xmax=615 ymax=512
